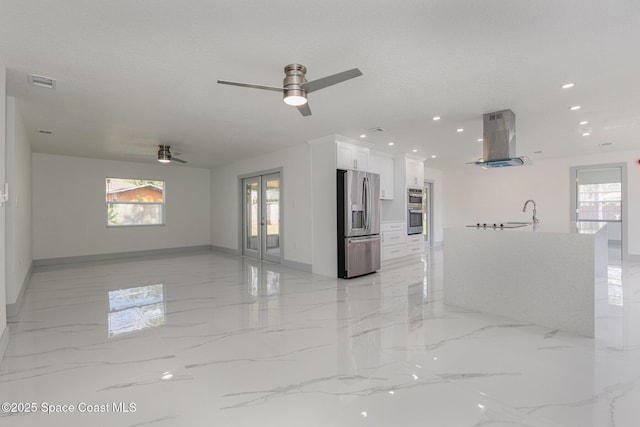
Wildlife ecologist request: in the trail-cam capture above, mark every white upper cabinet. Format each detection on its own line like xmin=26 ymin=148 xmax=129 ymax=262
xmin=406 ymin=157 xmax=424 ymax=187
xmin=336 ymin=142 xmax=369 ymax=171
xmin=369 ymin=151 xmax=394 ymax=199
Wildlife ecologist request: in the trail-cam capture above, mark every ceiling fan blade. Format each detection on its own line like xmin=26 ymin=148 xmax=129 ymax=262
xmin=297 ymin=103 xmax=312 ymax=117
xmin=171 ymin=157 xmax=188 ymax=164
xmin=304 ymin=68 xmax=362 ymax=93
xmin=217 ymin=80 xmax=283 ymax=93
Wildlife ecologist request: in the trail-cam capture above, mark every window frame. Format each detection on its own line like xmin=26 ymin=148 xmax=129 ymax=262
xmin=105 ymin=178 xmax=166 ymax=228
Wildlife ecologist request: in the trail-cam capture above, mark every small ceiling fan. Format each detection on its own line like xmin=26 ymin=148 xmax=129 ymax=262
xmin=217 ymin=64 xmax=363 ymax=116
xmin=157 ymin=145 xmax=187 ymax=163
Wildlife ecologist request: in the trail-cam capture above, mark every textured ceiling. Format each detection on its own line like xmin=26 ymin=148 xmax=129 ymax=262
xmin=1 ymin=0 xmax=639 ymax=168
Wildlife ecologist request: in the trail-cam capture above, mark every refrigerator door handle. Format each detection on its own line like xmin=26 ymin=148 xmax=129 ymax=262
xmin=366 ymin=177 xmax=371 ymax=230
xmin=347 ymin=235 xmax=380 ymax=243
xmin=362 ymin=177 xmax=368 ymax=230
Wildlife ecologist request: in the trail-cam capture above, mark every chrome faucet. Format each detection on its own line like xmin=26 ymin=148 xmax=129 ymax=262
xmin=522 ymin=199 xmax=539 ymax=224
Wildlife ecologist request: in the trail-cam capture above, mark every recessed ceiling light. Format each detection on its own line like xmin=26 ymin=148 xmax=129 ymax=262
xmin=579 ymin=120 xmax=589 ymax=125
xmin=27 ymin=74 xmax=56 ymax=89
xmin=431 ymin=155 xmax=437 ymax=158
xmin=433 ymin=116 xmax=441 ymax=121
xmin=569 ymin=105 xmax=581 ymax=111
xmin=477 ymin=138 xmax=483 ymax=142
xmin=561 ymin=83 xmax=575 ymax=89
xmin=360 ymin=134 xmax=366 ymax=138
xmin=412 ymin=149 xmax=418 ymax=153
xmin=38 ymin=129 xmax=53 ymax=135
xmin=582 ymin=132 xmax=591 ymax=136
xmin=457 ymin=128 xmax=464 ymax=133
xmin=388 ymin=142 xmax=395 ymax=146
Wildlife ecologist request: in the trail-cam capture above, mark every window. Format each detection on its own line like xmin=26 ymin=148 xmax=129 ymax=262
xmin=106 ymin=178 xmax=165 ymax=226
xmin=577 ymin=182 xmax=621 ymax=221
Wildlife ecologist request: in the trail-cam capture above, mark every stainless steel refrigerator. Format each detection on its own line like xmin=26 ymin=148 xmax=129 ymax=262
xmin=337 ymin=169 xmax=381 ymax=278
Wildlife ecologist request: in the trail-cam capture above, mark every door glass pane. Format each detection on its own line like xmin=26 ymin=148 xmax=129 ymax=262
xmin=577 ymin=168 xmax=622 ymax=221
xmin=264 ymin=175 xmax=280 ymax=257
xmin=245 ymin=180 xmax=259 ymax=251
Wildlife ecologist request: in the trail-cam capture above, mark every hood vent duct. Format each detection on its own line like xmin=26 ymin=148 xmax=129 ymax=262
xmin=472 ymin=109 xmax=530 ymax=168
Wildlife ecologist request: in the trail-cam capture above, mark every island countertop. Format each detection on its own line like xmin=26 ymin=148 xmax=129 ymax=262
xmin=462 ymin=221 xmax=607 ymax=235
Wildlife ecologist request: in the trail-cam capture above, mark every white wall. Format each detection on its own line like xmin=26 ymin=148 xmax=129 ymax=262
xmin=210 ymin=142 xmax=312 ymax=267
xmin=442 ymin=149 xmax=640 ymax=256
xmin=32 ymin=154 xmax=211 ymax=260
xmin=5 ymin=97 xmax=32 ymax=310
xmin=309 ymin=135 xmax=338 ymax=276
xmin=424 ymin=166 xmax=443 ymax=245
xmin=0 ymin=56 xmax=8 ymax=350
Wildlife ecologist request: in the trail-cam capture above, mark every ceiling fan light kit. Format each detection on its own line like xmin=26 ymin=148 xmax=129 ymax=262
xmin=283 ymin=93 xmax=307 ymax=106
xmin=283 ymin=64 xmax=308 ymax=106
xmin=157 ymin=145 xmax=187 ymax=164
xmin=157 ymin=145 xmax=171 ymax=163
xmin=217 ymin=63 xmax=362 ymax=116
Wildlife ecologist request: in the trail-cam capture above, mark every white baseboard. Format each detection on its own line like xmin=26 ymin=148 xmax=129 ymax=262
xmin=33 ymin=245 xmax=213 ymax=267
xmin=0 ymin=327 xmax=9 ymax=363
xmin=6 ymin=263 xmax=32 ymax=318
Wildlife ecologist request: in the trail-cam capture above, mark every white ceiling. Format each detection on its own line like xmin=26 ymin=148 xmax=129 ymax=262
xmin=1 ymin=1 xmax=639 ymax=169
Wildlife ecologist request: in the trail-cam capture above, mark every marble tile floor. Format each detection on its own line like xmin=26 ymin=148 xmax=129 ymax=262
xmin=0 ymin=246 xmax=639 ymax=426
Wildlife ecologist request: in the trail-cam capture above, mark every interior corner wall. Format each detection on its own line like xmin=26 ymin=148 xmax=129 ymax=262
xmin=0 ymin=57 xmax=8 ymax=351
xmin=424 ymin=166 xmax=443 ymax=245
xmin=5 ymin=96 xmax=32 ymax=309
xmin=441 ymin=149 xmax=640 ymax=256
xmin=309 ymin=136 xmax=338 ymax=277
xmin=32 ymin=154 xmax=211 ymax=260
xmin=209 ymin=142 xmax=312 ymax=267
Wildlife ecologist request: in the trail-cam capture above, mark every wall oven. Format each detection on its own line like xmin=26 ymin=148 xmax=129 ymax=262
xmin=407 ymin=208 xmax=423 ymax=234
xmin=407 ymin=188 xmax=423 ymax=206
xmin=407 ymin=188 xmax=423 ymax=235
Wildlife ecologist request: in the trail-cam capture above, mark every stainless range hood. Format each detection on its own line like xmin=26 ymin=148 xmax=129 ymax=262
xmin=472 ymin=109 xmax=530 ymax=168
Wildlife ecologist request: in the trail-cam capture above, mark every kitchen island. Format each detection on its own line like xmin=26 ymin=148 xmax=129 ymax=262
xmin=444 ymin=222 xmax=608 ymax=337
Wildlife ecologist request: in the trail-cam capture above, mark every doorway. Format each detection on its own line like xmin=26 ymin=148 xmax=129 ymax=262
xmin=242 ymin=172 xmax=282 ymax=263
xmin=422 ymin=181 xmax=433 ymax=247
xmin=570 ymin=163 xmax=627 ymax=259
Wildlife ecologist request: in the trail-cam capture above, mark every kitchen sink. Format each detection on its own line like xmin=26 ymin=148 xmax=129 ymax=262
xmin=466 ymin=222 xmax=531 ymax=229
xmin=499 ymin=223 xmax=529 ymax=228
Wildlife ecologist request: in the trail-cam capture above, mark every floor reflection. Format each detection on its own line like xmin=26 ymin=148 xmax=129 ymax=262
xmin=108 ymin=284 xmax=166 ymax=337
xmin=246 ymin=264 xmax=280 ymax=298
xmin=407 ymin=282 xmax=424 ymax=332
xmin=337 ymin=278 xmax=382 ymax=377
xmin=608 ymin=265 xmax=623 ymax=306
xmin=242 ymin=259 xmax=282 ymax=329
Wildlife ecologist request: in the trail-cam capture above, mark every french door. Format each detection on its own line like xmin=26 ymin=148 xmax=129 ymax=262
xmin=242 ymin=172 xmax=282 ymax=263
xmin=570 ymin=163 xmax=627 ymax=259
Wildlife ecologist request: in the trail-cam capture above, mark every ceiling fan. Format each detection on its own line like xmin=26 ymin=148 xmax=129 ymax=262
xmin=217 ymin=64 xmax=363 ymax=116
xmin=157 ymin=145 xmax=187 ymax=163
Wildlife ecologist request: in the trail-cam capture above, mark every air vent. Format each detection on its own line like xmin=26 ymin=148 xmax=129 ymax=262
xmin=27 ymin=74 xmax=56 ymax=89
